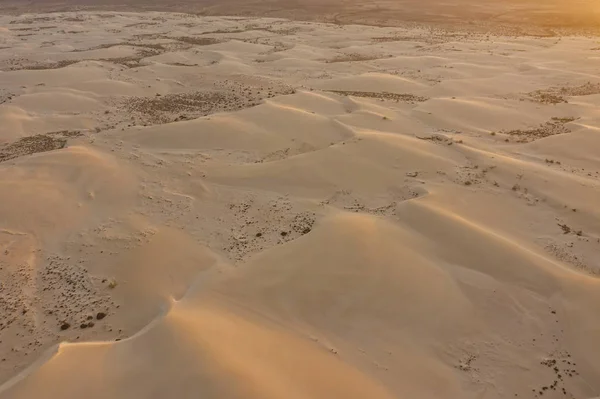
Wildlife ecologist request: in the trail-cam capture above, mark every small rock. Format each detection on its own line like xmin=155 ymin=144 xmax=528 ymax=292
xmin=96 ymin=312 xmax=107 ymax=320
xmin=406 ymin=171 xmax=418 ymax=177
xmin=60 ymin=322 xmax=70 ymax=331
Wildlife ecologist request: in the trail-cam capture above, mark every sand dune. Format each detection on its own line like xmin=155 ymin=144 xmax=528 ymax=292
xmin=1 ymin=11 xmax=600 ymax=399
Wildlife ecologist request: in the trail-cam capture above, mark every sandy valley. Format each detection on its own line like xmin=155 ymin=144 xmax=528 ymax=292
xmin=0 ymin=9 xmax=600 ymax=399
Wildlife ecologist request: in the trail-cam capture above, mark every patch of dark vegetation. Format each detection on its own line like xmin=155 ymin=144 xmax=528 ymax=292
xmin=545 ymin=158 xmax=561 ymax=165
xmin=62 ymin=16 xmax=85 ymax=22
xmin=372 ymin=36 xmax=408 ymax=43
xmin=200 ymin=28 xmax=246 ymax=35
xmin=416 ymin=133 xmax=452 ymax=143
xmin=9 ymin=16 xmax=54 ymax=25
xmin=96 ymin=48 xmax=160 ymax=68
xmin=291 ymin=213 xmax=316 ymax=235
xmin=529 ymin=91 xmax=566 ymax=104
xmin=127 ymin=91 xmax=240 ymax=113
xmin=550 ymin=116 xmax=577 ymax=123
xmin=241 ymin=24 xmax=302 ymax=35
xmin=124 ymin=83 xmax=296 ymax=125
xmin=328 ymin=90 xmax=428 ymax=103
xmin=0 ymin=131 xmax=82 ymax=163
xmin=0 ymin=89 xmax=14 ymax=105
xmin=72 ymin=41 xmax=168 ymax=52
xmin=4 ymin=59 xmax=80 ymax=71
xmin=558 ymin=222 xmax=583 ymax=236
xmin=168 ymin=62 xmax=199 ymax=67
xmin=498 ymin=117 xmax=577 ymax=143
xmin=267 ymin=27 xmax=303 ymax=35
xmin=528 ymin=82 xmax=600 ymax=104
xmin=124 ymin=91 xmax=252 ymax=124
xmin=124 ymin=22 xmax=159 ymax=28
xmin=372 ymin=32 xmax=468 ymax=45
xmin=535 ymin=350 xmax=580 ymax=397
xmin=326 ymin=53 xmax=387 ymax=63
xmin=55 ymin=40 xmax=180 ymax=67
xmin=131 ymin=33 xmax=164 ymax=40
xmin=170 ymin=36 xmax=222 ymax=46
xmin=558 ymin=223 xmax=571 ymax=234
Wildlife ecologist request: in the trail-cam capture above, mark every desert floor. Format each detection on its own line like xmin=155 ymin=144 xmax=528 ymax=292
xmin=2 ymin=0 xmax=600 ymax=35
xmin=0 ymin=11 xmax=600 ymax=399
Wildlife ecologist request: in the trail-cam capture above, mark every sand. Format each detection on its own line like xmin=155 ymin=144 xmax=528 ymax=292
xmin=1 ymin=10 xmax=600 ymax=399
